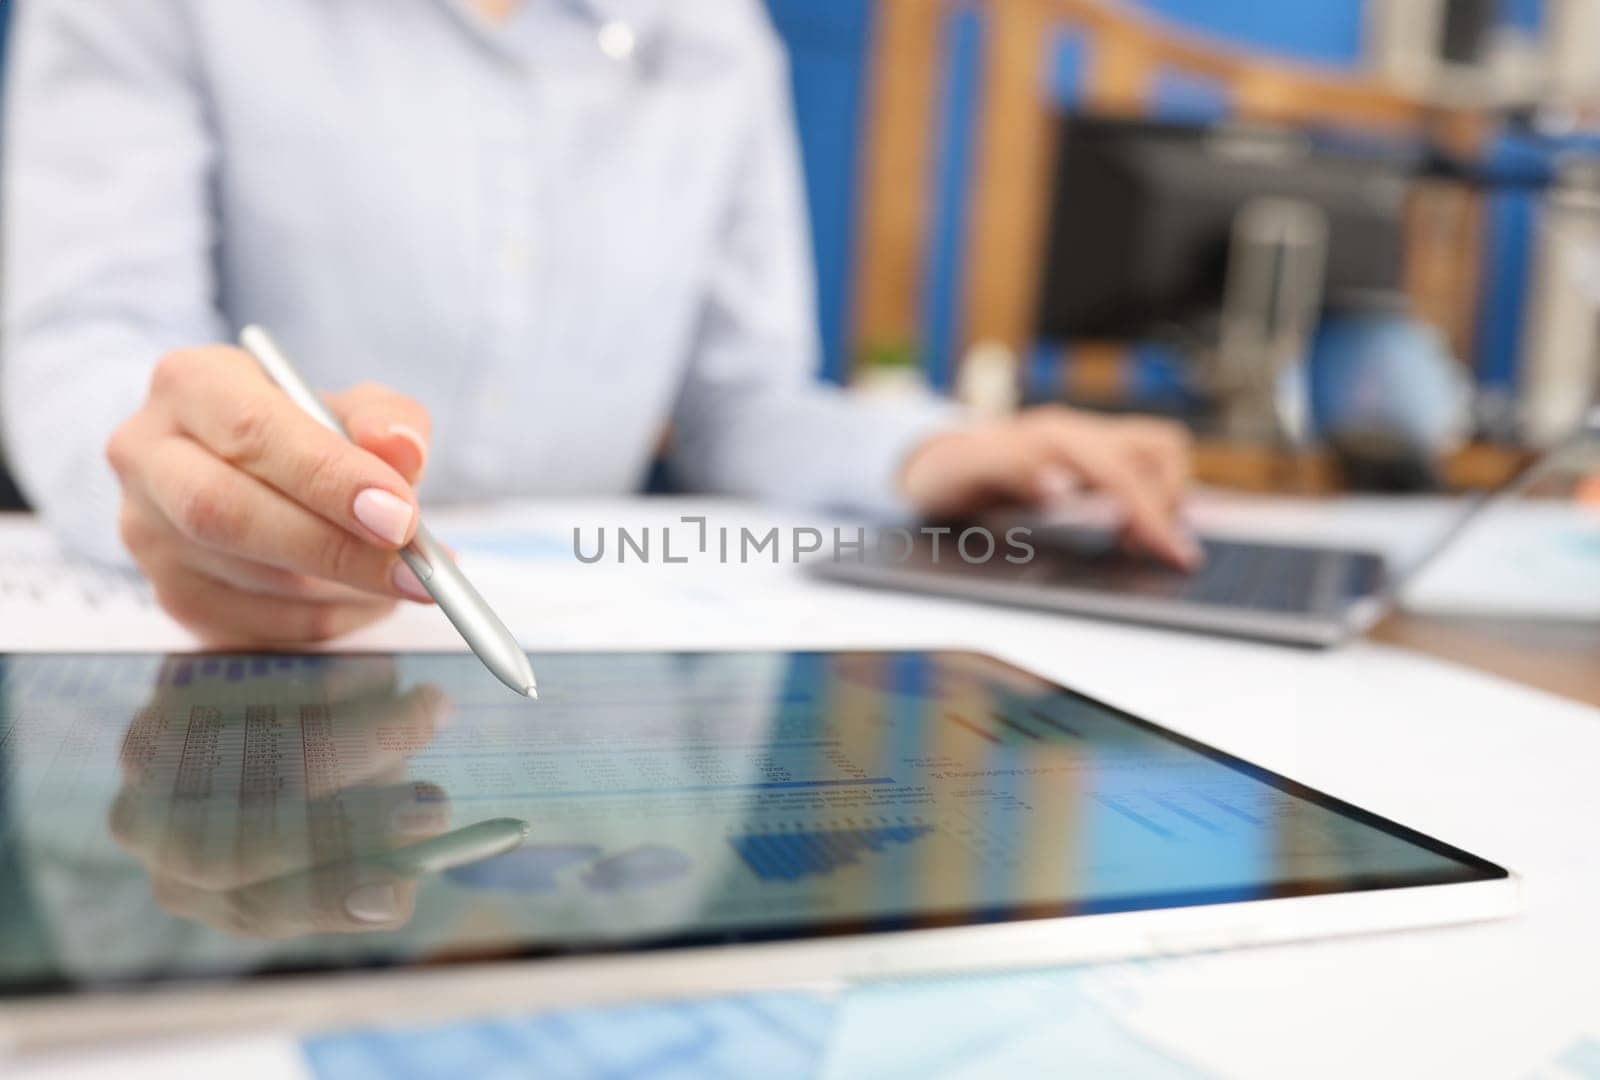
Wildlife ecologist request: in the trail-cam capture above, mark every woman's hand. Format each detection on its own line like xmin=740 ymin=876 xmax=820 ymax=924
xmin=899 ymin=406 xmax=1201 ymax=569
xmin=107 ymin=346 xmax=435 ymax=645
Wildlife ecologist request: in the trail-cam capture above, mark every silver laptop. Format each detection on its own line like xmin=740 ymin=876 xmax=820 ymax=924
xmin=815 ymin=412 xmax=1597 ymax=648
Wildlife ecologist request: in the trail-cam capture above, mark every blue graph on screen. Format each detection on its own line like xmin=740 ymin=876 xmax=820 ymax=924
xmin=729 ymin=825 xmax=935 ymax=882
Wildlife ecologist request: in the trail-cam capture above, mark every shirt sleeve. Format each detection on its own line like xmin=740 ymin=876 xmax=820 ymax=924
xmin=1 ymin=0 xmax=225 ymax=565
xmin=665 ymin=11 xmax=965 ymax=518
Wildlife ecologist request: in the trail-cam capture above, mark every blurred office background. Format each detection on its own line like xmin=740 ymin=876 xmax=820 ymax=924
xmin=770 ymin=0 xmax=1600 ymax=492
xmin=2 ymin=0 xmax=1599 ymax=505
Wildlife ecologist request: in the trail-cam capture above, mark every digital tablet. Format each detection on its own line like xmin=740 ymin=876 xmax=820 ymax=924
xmin=0 ymin=650 xmax=1516 ymax=1051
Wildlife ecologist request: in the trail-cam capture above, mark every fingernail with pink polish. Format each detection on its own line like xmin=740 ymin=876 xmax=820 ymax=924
xmin=354 ymin=488 xmax=414 ymax=546
xmin=388 ymin=423 xmax=429 ymax=466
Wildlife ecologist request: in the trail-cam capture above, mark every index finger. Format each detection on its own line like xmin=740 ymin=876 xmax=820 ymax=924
xmin=153 ymin=350 xmax=419 ymax=549
xmin=1122 ymin=420 xmax=1193 ymax=510
xmin=1049 ymin=435 xmax=1201 ymax=570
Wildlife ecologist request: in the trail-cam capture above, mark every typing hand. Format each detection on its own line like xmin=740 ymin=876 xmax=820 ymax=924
xmin=111 ymin=659 xmax=455 ymax=937
xmin=107 ymin=347 xmax=435 ymax=645
xmin=899 ymin=406 xmax=1202 ymax=569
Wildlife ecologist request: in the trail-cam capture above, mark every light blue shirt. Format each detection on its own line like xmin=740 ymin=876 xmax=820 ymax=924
xmin=2 ymin=0 xmax=958 ymax=564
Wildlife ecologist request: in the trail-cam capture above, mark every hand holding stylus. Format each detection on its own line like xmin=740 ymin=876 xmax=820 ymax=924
xmin=239 ymin=327 xmax=536 ymax=697
xmin=107 ymin=346 xmax=436 ymax=643
xmin=107 ymin=331 xmax=536 ymax=697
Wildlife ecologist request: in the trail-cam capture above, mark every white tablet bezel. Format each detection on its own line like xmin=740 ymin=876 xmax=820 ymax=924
xmin=1 ymin=873 xmax=1517 ymax=1054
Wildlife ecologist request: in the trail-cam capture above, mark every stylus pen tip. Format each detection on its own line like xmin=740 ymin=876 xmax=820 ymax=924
xmin=525 ymin=683 xmax=539 ymax=700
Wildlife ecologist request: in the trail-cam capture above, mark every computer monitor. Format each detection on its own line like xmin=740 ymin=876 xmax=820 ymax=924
xmin=1033 ymin=115 xmax=1410 ymax=342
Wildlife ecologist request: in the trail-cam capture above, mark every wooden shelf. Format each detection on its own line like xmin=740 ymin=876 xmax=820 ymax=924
xmin=1193 ymin=440 xmax=1533 ymax=493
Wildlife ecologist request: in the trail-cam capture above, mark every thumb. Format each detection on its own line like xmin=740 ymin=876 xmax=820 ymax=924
xmin=326 ymin=382 xmax=432 ymax=486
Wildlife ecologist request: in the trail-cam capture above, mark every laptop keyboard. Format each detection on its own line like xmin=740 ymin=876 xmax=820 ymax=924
xmin=1029 ymin=536 xmax=1338 ymax=614
xmin=1186 ymin=541 xmax=1325 ymax=611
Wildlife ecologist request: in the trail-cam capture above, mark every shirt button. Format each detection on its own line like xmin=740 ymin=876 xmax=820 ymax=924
xmin=597 ymin=20 xmax=636 ymax=61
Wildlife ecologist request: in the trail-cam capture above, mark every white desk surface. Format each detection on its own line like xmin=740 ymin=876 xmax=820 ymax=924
xmin=3 ymin=498 xmax=1598 ymax=1079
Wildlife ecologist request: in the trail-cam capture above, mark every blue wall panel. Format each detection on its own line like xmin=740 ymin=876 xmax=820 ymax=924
xmin=763 ymin=0 xmax=874 ymax=384
xmin=1031 ymin=32 xmax=1093 ymax=401
xmin=1149 ymin=67 xmax=1232 ymax=125
xmin=1473 ymin=129 xmax=1567 ymax=392
xmin=1045 ymin=27 xmax=1093 ymax=107
xmin=1131 ymin=0 xmax=1367 ymax=68
xmin=920 ymin=8 xmax=986 ymax=391
xmin=1475 ymin=192 xmax=1537 ymax=392
xmin=1503 ymin=0 xmax=1546 ymax=32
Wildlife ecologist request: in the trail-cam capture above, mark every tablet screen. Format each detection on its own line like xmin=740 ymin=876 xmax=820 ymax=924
xmin=0 ymin=651 xmax=1502 ymax=994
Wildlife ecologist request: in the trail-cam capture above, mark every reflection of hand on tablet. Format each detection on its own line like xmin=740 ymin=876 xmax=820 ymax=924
xmin=118 ymin=782 xmax=455 ymax=937
xmin=110 ymin=658 xmax=459 ymax=937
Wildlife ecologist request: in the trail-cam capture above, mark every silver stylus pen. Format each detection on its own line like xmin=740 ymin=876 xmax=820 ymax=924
xmin=239 ymin=325 xmax=538 ymax=698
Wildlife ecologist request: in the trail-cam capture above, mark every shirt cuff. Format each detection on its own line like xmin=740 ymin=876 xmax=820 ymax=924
xmin=839 ymin=391 xmax=971 ymax=520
